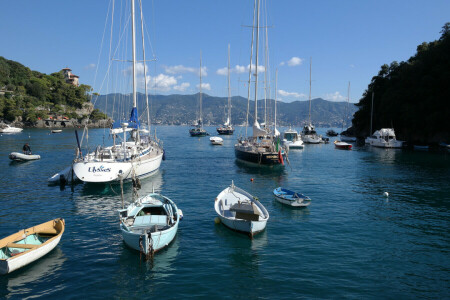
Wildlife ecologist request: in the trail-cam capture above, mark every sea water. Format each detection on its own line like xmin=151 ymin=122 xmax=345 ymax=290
xmin=0 ymin=126 xmax=449 ymax=299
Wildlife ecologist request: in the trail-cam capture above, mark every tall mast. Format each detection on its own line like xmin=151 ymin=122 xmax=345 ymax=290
xmin=245 ymin=0 xmax=257 ymax=136
xmin=264 ymin=7 xmax=268 ymax=128
xmin=275 ymin=68 xmax=278 ymax=131
xmin=131 ymin=0 xmax=137 ymax=109
xmin=370 ymin=91 xmax=374 ymax=135
xmin=227 ymin=44 xmax=231 ymax=125
xmin=199 ymin=51 xmax=203 ymax=127
xmin=139 ymin=0 xmax=150 ymax=132
xmin=347 ymin=81 xmax=350 ymax=128
xmin=254 ymin=0 xmax=260 ymax=125
xmin=308 ymin=57 xmax=312 ymax=124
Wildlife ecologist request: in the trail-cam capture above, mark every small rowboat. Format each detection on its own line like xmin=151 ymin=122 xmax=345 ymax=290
xmin=51 ymin=130 xmax=62 ymax=133
xmin=210 ymin=136 xmax=224 ymax=145
xmin=334 ymin=140 xmax=352 ymax=150
xmin=0 ymin=218 xmax=65 ymax=274
xmin=9 ymin=152 xmax=41 ymax=161
xmin=273 ymin=187 xmax=311 ymax=207
xmin=215 ymin=181 xmax=269 ymax=237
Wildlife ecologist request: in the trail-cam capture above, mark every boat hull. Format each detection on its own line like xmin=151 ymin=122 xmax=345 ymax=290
xmin=217 ymin=128 xmax=234 ymax=135
xmin=218 ymin=215 xmax=267 ymax=235
xmin=9 ymin=152 xmax=40 ymax=161
xmin=302 ymin=135 xmax=322 ymax=144
xmin=73 ymin=153 xmax=162 ymax=183
xmin=235 ymin=148 xmax=282 ymax=165
xmin=48 ymin=165 xmax=78 ymax=184
xmin=273 ymin=195 xmax=311 ymax=207
xmin=120 ymin=222 xmax=178 ymax=253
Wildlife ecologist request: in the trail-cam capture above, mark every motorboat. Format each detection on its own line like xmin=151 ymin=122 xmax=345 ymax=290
xmin=301 ymin=123 xmax=322 ymax=144
xmin=365 ymin=128 xmax=404 ymax=148
xmin=9 ymin=152 xmax=40 ymax=161
xmin=334 ymin=140 xmax=352 ymax=150
xmin=326 ymin=129 xmax=338 ymax=137
xmin=273 ymin=187 xmax=311 ymax=207
xmin=215 ymin=181 xmax=269 ymax=237
xmin=283 ymin=128 xmax=304 ymax=149
xmin=0 ymin=125 xmax=23 ymax=133
xmin=210 ymin=136 xmax=223 ymax=145
xmin=0 ymin=218 xmax=65 ymax=274
xmin=118 ymin=192 xmax=181 ymax=257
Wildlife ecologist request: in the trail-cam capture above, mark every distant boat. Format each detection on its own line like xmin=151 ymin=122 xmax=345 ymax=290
xmin=0 ymin=218 xmax=65 ymax=275
xmin=273 ymin=187 xmax=311 ymax=207
xmin=217 ymin=44 xmax=234 ymax=136
xmin=118 ymin=192 xmax=181 ymax=256
xmin=0 ymin=125 xmax=23 ymax=133
xmin=9 ymin=152 xmax=40 ymax=161
xmin=215 ymin=181 xmax=269 ymax=237
xmin=340 ymin=82 xmax=356 ymax=142
xmin=365 ymin=128 xmax=404 ymax=148
xmin=301 ymin=58 xmax=322 ymax=144
xmin=190 ymin=53 xmax=209 ymax=137
xmin=334 ymin=140 xmax=352 ymax=150
xmin=326 ymin=129 xmax=338 ymax=137
xmin=210 ymin=136 xmax=223 ymax=145
xmin=51 ymin=129 xmax=62 ymax=133
xmin=283 ymin=128 xmax=304 ymax=149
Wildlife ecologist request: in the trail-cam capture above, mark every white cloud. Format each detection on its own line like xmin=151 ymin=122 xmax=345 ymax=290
xmin=216 ymin=67 xmax=228 ymax=76
xmin=324 ymin=91 xmax=346 ymax=101
xmin=146 ymin=74 xmax=178 ymax=92
xmin=197 ymin=83 xmax=211 ymax=91
xmin=278 ymin=89 xmax=306 ymax=98
xmin=287 ymin=57 xmax=302 ymax=66
xmin=234 ymin=65 xmax=246 ymax=73
xmin=163 ymin=65 xmax=207 ymax=76
xmin=173 ymin=82 xmax=190 ymax=92
xmin=84 ymin=63 xmax=96 ymax=70
xmin=279 ymin=62 xmax=285 ymax=66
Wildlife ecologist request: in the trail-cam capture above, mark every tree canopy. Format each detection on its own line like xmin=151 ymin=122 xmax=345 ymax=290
xmin=352 ymin=22 xmax=450 ymax=143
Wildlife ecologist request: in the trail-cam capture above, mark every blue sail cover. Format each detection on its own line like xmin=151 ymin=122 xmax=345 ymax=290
xmin=112 ymin=107 xmax=140 ymax=129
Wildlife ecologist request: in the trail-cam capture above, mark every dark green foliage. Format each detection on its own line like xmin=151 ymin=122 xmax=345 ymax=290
xmin=352 ymin=23 xmax=450 ymax=143
xmin=0 ymin=56 xmax=94 ymax=123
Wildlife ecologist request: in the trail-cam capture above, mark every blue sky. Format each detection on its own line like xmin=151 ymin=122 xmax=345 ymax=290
xmin=1 ymin=0 xmax=448 ymax=103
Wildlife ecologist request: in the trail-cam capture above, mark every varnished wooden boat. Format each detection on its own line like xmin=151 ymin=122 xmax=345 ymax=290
xmin=0 ymin=218 xmax=65 ymax=275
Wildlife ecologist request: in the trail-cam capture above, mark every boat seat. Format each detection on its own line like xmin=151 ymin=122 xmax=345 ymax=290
xmin=7 ymin=243 xmax=39 ymax=249
xmin=133 ymin=215 xmax=167 ymax=227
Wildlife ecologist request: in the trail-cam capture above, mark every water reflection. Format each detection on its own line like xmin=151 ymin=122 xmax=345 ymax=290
xmin=2 ymin=248 xmax=66 ymax=298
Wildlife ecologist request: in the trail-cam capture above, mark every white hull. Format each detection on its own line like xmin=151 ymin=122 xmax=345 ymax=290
xmin=215 ymin=184 xmax=269 ymax=236
xmin=365 ymin=138 xmax=403 ymax=148
xmin=73 ymin=152 xmax=163 ymax=183
xmin=0 ymin=235 xmax=61 ymax=275
xmin=121 ymin=222 xmax=178 ymax=253
xmin=303 ymin=135 xmax=322 ymax=144
xmin=210 ymin=137 xmax=224 ymax=145
xmin=274 ymin=195 xmax=311 ymax=207
xmin=0 ymin=125 xmax=23 ymax=133
xmin=9 ymin=152 xmax=40 ymax=161
xmin=285 ymin=140 xmax=304 ymax=149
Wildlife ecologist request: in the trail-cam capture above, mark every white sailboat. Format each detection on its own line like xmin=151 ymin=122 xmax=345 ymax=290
xmin=340 ymin=82 xmax=356 ymax=142
xmin=72 ymin=0 xmax=163 ymax=184
xmin=217 ymin=44 xmax=234 ymax=135
xmin=301 ymin=58 xmax=322 ymax=144
xmin=215 ymin=181 xmax=269 ymax=237
xmin=190 ymin=53 xmax=209 ymax=137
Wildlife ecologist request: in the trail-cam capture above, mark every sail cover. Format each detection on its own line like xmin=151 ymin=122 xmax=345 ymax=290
xmin=252 ymin=121 xmax=267 ymax=137
xmin=111 ymin=107 xmax=140 ymax=130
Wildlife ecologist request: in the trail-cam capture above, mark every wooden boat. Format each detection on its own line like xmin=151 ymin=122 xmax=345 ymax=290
xmin=273 ymin=187 xmax=311 ymax=207
xmin=215 ymin=181 xmax=269 ymax=237
xmin=0 ymin=218 xmax=65 ymax=275
xmin=9 ymin=152 xmax=41 ymax=161
xmin=118 ymin=193 xmax=181 ymax=257
xmin=210 ymin=136 xmax=223 ymax=145
xmin=334 ymin=140 xmax=352 ymax=150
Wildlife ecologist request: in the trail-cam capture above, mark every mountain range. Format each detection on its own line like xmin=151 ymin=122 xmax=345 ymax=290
xmin=93 ymin=93 xmax=357 ymax=128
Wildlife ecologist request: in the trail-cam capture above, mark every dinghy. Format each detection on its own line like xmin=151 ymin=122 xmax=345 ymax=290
xmin=9 ymin=152 xmax=41 ymax=161
xmin=215 ymin=181 xmax=269 ymax=237
xmin=0 ymin=218 xmax=65 ymax=275
xmin=51 ymin=130 xmax=62 ymax=133
xmin=273 ymin=187 xmax=311 ymax=207
xmin=334 ymin=140 xmax=352 ymax=150
xmin=48 ymin=165 xmax=78 ymax=185
xmin=210 ymin=137 xmax=224 ymax=145
xmin=118 ymin=192 xmax=181 ymax=257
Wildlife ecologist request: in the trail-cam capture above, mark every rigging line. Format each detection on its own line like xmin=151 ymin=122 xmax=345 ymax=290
xmin=139 ymin=0 xmax=151 ymax=133
xmin=246 ymin=0 xmax=257 ymax=136
xmin=104 ymin=0 xmax=116 ymax=142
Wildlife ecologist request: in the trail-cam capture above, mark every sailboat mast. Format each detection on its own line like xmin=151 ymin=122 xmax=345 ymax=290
xmin=254 ymin=0 xmax=260 ymax=125
xmin=227 ymin=44 xmax=231 ymax=125
xmin=139 ymin=0 xmax=151 ymax=132
xmin=131 ymin=0 xmax=137 ymax=109
xmin=308 ymin=57 xmax=312 ymax=124
xmin=199 ymin=52 xmax=203 ymax=126
xmin=245 ymin=0 xmax=257 ymax=136
xmin=370 ymin=91 xmax=374 ymax=135
xmin=275 ymin=68 xmax=278 ymax=131
xmin=264 ymin=9 xmax=268 ymax=128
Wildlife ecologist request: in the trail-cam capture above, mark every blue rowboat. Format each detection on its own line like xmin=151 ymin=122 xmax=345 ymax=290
xmin=118 ymin=193 xmax=181 ymax=258
xmin=273 ymin=187 xmax=311 ymax=207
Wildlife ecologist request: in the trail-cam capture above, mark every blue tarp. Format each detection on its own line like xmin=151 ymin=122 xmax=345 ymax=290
xmin=112 ymin=107 xmax=140 ymax=129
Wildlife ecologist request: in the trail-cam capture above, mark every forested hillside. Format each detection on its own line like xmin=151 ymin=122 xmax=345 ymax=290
xmin=352 ymin=23 xmax=450 ymax=143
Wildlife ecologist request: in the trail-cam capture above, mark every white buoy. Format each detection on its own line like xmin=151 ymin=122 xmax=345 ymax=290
xmin=383 ymin=192 xmax=389 ymax=197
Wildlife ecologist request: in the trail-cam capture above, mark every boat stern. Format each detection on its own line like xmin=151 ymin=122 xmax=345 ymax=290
xmin=73 ymin=161 xmax=131 ymax=183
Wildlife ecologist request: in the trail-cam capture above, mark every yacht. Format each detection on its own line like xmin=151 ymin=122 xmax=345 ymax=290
xmin=0 ymin=125 xmax=23 ymax=133
xmin=301 ymin=58 xmax=322 ymax=144
xmin=283 ymin=128 xmax=304 ymax=149
xmin=189 ymin=53 xmax=208 ymax=137
xmin=365 ymin=128 xmax=404 ymax=148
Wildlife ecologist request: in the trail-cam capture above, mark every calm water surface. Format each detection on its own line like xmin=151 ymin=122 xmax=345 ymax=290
xmin=0 ymin=126 xmax=449 ymax=299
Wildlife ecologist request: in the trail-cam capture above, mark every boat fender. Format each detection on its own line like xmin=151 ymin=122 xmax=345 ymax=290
xmin=383 ymin=192 xmax=389 ymax=197
xmin=162 ymin=150 xmax=166 ymax=161
xmin=214 ymin=217 xmax=221 ymax=224
xmin=178 ymin=209 xmax=183 ymax=220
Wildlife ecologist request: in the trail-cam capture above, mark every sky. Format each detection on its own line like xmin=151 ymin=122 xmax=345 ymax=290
xmin=1 ymin=0 xmax=448 ymax=103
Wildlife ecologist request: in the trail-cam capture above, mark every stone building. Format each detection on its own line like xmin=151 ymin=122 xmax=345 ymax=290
xmin=62 ymin=68 xmax=79 ymax=86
